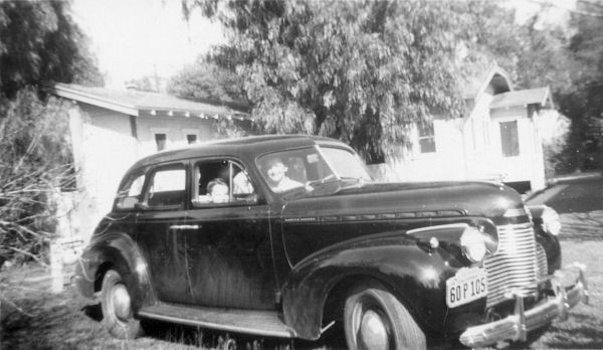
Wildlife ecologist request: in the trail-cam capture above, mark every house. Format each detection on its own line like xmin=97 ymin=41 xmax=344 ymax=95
xmin=378 ymin=66 xmax=555 ymax=194
xmin=52 ymin=83 xmax=249 ymax=241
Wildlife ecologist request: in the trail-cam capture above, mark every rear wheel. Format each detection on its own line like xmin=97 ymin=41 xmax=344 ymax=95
xmin=100 ymin=269 xmax=142 ymax=339
xmin=343 ymin=282 xmax=426 ymax=350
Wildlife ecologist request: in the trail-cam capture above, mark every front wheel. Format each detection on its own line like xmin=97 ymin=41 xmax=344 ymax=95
xmin=343 ymin=282 xmax=426 ymax=350
xmin=100 ymin=269 xmax=142 ymax=339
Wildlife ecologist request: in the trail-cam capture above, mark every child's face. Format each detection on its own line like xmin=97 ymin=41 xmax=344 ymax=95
xmin=211 ymin=184 xmax=229 ymax=203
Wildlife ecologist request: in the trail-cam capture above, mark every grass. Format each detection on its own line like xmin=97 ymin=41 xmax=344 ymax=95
xmin=1 ymin=237 xmax=601 ymax=349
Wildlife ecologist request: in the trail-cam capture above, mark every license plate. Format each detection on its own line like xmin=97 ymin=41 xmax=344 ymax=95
xmin=446 ymin=267 xmax=488 ymax=308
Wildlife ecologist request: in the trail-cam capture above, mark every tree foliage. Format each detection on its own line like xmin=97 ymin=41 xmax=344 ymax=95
xmin=0 ymin=0 xmax=101 ymax=265
xmin=168 ymin=56 xmax=249 ymax=109
xmin=555 ymin=0 xmax=603 ymax=172
xmin=0 ymin=89 xmax=73 ymax=266
xmin=0 ymin=0 xmax=103 ymax=99
xmin=183 ymin=0 xmax=603 ymax=171
xmin=185 ymin=0 xmax=465 ymax=162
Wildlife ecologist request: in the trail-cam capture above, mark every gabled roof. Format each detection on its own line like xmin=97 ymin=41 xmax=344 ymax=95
xmin=52 ymin=83 xmax=249 ymax=120
xmin=460 ymin=65 xmax=513 ymax=100
xmin=490 ymin=87 xmax=553 ymax=109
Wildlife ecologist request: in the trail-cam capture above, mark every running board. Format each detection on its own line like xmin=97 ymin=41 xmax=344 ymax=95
xmin=138 ymin=302 xmax=296 ymax=338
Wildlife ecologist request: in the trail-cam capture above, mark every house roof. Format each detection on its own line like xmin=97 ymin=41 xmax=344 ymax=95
xmin=52 ymin=83 xmax=249 ymax=120
xmin=460 ymin=65 xmax=513 ymax=100
xmin=489 ymin=87 xmax=553 ymax=109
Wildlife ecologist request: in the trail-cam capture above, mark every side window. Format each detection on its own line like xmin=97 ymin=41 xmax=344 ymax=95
xmin=145 ymin=166 xmax=186 ymax=208
xmin=192 ymin=159 xmax=257 ymax=207
xmin=115 ymin=173 xmax=146 ymax=210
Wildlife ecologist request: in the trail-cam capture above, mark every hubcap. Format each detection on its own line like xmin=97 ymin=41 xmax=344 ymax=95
xmin=111 ymin=284 xmax=131 ymax=320
xmin=359 ymin=310 xmax=389 ymax=350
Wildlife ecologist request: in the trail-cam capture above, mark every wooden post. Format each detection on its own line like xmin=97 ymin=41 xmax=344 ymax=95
xmin=49 ymin=242 xmax=63 ymax=293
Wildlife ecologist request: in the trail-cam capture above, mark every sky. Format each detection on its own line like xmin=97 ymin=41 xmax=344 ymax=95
xmin=71 ymin=0 xmax=225 ymax=89
xmin=71 ymin=0 xmax=576 ymax=90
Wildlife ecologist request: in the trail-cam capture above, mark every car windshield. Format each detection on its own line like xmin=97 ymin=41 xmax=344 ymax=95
xmin=256 ymin=146 xmax=371 ymax=194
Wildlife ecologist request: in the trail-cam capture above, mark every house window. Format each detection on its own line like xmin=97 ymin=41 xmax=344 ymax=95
xmin=418 ymin=122 xmax=436 ymax=153
xmin=155 ymin=133 xmax=167 ymax=151
xmin=500 ymin=121 xmax=519 ymax=157
xmin=186 ymin=134 xmax=197 ymax=144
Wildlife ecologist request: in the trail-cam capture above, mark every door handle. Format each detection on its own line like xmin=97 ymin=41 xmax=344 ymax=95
xmin=169 ymin=224 xmax=200 ymax=230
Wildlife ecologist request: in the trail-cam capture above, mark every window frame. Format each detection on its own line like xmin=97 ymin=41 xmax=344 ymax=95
xmin=418 ymin=121 xmax=437 ymax=154
xmin=190 ymin=157 xmax=261 ymax=209
xmin=140 ymin=163 xmax=188 ymax=211
xmin=499 ymin=120 xmax=520 ymax=158
xmin=113 ymin=171 xmax=147 ymax=211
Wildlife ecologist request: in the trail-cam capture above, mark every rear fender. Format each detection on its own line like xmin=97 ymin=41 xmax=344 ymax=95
xmin=281 ymin=230 xmax=461 ymax=340
xmin=76 ymin=232 xmax=155 ymax=311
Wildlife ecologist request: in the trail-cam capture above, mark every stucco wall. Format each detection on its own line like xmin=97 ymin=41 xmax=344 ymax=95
xmin=69 ymin=104 xmax=139 ymax=241
xmin=136 ymin=115 xmax=213 ymax=157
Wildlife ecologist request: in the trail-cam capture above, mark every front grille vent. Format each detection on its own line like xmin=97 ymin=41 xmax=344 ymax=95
xmin=484 ymin=223 xmax=539 ymax=307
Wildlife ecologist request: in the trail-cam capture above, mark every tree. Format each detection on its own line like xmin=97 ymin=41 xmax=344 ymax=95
xmin=0 ymin=0 xmax=103 ymax=99
xmin=0 ymin=0 xmax=102 ymax=266
xmin=168 ymin=56 xmax=249 ymax=109
xmin=553 ymin=0 xmax=603 ymax=172
xmin=185 ymin=0 xmax=465 ymax=163
xmin=0 ymin=89 xmax=74 ymax=267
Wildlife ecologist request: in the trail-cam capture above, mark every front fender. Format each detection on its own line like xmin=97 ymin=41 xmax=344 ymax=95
xmin=281 ymin=230 xmax=463 ymax=340
xmin=528 ymin=205 xmax=561 ymax=272
xmin=74 ymin=232 xmax=156 ymax=311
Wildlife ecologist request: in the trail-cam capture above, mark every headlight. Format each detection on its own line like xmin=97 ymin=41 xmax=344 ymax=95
xmin=460 ymin=226 xmax=487 ymax=263
xmin=542 ymin=205 xmax=561 ymax=236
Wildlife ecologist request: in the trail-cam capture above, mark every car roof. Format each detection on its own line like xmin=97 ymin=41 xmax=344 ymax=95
xmin=128 ymin=134 xmax=353 ymax=171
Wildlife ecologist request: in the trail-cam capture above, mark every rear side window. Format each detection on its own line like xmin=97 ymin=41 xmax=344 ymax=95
xmin=145 ymin=166 xmax=186 ymax=209
xmin=192 ymin=159 xmax=257 ymax=207
xmin=115 ymin=173 xmax=146 ymax=210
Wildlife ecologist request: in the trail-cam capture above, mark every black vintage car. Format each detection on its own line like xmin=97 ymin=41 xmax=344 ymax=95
xmin=74 ymin=135 xmax=588 ymax=349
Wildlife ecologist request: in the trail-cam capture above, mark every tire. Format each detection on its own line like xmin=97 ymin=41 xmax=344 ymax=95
xmin=343 ymin=282 xmax=426 ymax=350
xmin=100 ymin=269 xmax=142 ymax=339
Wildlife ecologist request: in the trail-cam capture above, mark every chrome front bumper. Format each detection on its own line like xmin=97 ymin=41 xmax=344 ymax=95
xmin=459 ymin=263 xmax=589 ymax=348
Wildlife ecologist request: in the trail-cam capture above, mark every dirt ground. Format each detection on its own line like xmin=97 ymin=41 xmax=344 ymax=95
xmin=1 ymin=214 xmax=602 ymax=350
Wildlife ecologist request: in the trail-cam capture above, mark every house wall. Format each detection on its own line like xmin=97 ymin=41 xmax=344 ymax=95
xmin=463 ymin=93 xmax=501 ymax=180
xmin=68 ymin=104 xmax=139 ymax=241
xmin=136 ymin=115 xmax=213 ymax=157
xmin=382 ymin=118 xmax=467 ymax=182
xmin=68 ymin=103 xmax=215 ymax=241
xmin=376 ymin=101 xmax=546 ymax=192
xmin=490 ymin=106 xmax=545 ymax=191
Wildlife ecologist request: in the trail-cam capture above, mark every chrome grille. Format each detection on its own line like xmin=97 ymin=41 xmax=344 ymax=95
xmin=535 ymin=242 xmax=549 ymax=280
xmin=484 ymin=223 xmax=539 ymax=307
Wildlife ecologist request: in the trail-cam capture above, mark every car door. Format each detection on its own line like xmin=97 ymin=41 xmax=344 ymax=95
xmin=181 ymin=158 xmax=276 ymax=310
xmin=134 ymin=162 xmax=190 ymax=304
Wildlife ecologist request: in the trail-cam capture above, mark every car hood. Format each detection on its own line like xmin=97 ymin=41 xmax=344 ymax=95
xmin=280 ymin=181 xmax=523 ymax=221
